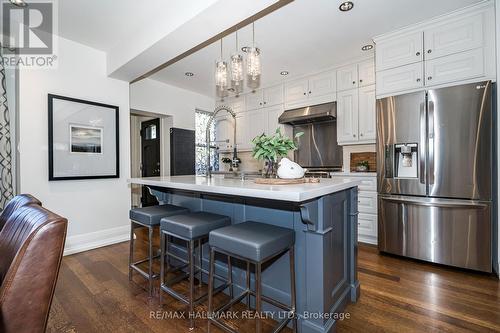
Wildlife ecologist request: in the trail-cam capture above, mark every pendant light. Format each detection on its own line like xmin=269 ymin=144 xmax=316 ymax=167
xmin=246 ymin=22 xmax=261 ymax=86
xmin=215 ymin=38 xmax=228 ymax=96
xmin=230 ymin=31 xmax=243 ymax=93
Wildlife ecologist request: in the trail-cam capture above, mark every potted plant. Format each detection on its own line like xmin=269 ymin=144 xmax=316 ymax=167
xmin=251 ymin=128 xmax=303 ymax=178
xmin=356 ymin=160 xmax=370 ymax=172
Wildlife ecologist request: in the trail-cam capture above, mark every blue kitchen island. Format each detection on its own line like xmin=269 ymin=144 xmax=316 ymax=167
xmin=129 ymin=175 xmax=360 ymax=333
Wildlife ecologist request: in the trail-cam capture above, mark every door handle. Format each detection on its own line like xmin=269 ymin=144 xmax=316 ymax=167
xmin=380 ymin=195 xmax=489 ymax=209
xmin=419 ymin=102 xmax=426 ymax=185
xmin=428 ymin=100 xmax=435 ymax=185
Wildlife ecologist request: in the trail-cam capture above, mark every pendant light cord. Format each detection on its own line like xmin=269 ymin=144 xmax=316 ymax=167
xmin=252 ymin=23 xmax=255 ymax=47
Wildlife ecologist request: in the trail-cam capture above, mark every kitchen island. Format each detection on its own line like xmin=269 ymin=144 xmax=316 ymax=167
xmin=129 ymin=175 xmax=360 ymax=333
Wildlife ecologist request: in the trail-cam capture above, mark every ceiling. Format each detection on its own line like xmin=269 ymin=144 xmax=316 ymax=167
xmin=149 ymin=0 xmax=484 ymax=98
xmin=57 ymin=0 xmax=216 ymax=52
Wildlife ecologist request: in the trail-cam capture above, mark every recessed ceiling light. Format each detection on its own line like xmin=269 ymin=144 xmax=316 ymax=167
xmin=185 ymin=72 xmax=194 ymax=77
xmin=9 ymin=0 xmax=27 ymax=7
xmin=339 ymin=1 xmax=354 ymax=12
xmin=361 ymin=44 xmax=373 ymax=51
xmin=280 ymin=71 xmax=289 ymax=76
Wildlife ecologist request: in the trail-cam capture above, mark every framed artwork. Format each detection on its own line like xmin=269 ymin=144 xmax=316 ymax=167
xmin=48 ymin=94 xmax=119 ymax=180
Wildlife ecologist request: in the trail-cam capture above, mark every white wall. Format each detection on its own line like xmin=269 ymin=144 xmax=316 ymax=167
xmin=18 ymin=37 xmax=131 ymax=255
xmin=495 ymin=0 xmax=500 ymax=274
xmin=130 ymin=78 xmax=214 ymax=130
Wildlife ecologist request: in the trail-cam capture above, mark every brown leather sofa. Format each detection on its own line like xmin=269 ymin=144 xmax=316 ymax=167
xmin=0 ymin=194 xmax=42 ymax=231
xmin=0 ymin=197 xmax=67 ymax=333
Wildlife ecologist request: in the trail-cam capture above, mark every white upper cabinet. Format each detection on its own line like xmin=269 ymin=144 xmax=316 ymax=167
xmin=374 ymin=2 xmax=495 ymax=97
xmin=358 ymin=60 xmax=375 ymax=87
xmin=284 ymin=70 xmax=336 ymax=109
xmin=284 ymin=78 xmax=309 ymax=108
xmin=375 ymin=32 xmax=423 ymax=71
xmin=246 ymin=85 xmax=284 ymax=110
xmin=424 ymin=13 xmax=483 ymax=60
xmin=245 ymin=89 xmax=264 ymax=110
xmin=358 ymin=85 xmax=376 ymax=142
xmin=266 ymin=105 xmax=285 ymax=135
xmin=263 ymin=85 xmax=284 ymax=107
xmin=308 ymin=70 xmax=336 ymax=98
xmin=337 ymin=64 xmax=358 ymax=91
xmin=425 ymin=48 xmax=484 ymax=86
xmin=337 ymin=89 xmax=359 ymax=144
xmin=376 ymin=62 xmax=424 ymax=96
xmin=229 ymin=96 xmax=245 ymax=114
xmin=214 ymin=115 xmax=234 ymax=151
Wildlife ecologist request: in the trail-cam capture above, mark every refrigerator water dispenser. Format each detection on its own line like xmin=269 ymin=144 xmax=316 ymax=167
xmin=394 ymin=143 xmax=418 ymax=178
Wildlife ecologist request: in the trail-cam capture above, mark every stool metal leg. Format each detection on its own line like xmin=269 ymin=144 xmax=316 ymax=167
xmin=207 ymin=247 xmax=216 ymax=333
xmin=148 ymin=225 xmax=154 ymax=297
xmin=188 ymin=240 xmax=195 ymax=330
xmin=290 ymin=247 xmax=297 ymax=332
xmin=227 ymin=255 xmax=233 ymax=299
xmin=198 ymin=239 xmax=203 ymax=287
xmin=246 ymin=261 xmax=251 ymax=308
xmin=159 ymin=231 xmax=165 ymax=306
xmin=128 ymin=222 xmax=134 ymax=281
xmin=255 ymin=262 xmax=262 ymax=333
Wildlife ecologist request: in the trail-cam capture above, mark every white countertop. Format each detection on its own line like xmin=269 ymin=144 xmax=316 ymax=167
xmin=128 ymin=175 xmax=361 ymax=202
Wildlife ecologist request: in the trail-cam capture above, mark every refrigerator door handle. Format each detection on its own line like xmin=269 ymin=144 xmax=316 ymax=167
xmin=428 ymin=100 xmax=435 ymax=185
xmin=379 ymin=195 xmax=489 ymax=209
xmin=419 ymin=102 xmax=426 ymax=185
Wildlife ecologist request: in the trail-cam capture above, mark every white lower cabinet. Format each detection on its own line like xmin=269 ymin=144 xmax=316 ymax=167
xmin=332 ymin=174 xmax=378 ymax=244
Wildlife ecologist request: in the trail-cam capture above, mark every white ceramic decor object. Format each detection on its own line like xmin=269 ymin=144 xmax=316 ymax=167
xmin=277 ymin=158 xmax=306 ymax=179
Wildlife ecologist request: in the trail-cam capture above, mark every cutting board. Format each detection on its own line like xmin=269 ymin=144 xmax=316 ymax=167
xmin=254 ymin=177 xmax=320 ymax=185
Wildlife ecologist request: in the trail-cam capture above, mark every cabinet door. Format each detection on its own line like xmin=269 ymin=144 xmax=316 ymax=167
xmin=308 ymin=70 xmax=336 ymax=98
xmin=336 ymin=89 xmax=359 ymax=144
xmin=263 ymin=84 xmax=284 ymax=107
xmin=358 ymin=85 xmax=376 ymax=143
xmin=376 ymin=32 xmax=423 ymax=71
xmin=337 ymin=64 xmax=358 ymax=91
xmin=245 ymin=89 xmax=264 ymax=110
xmin=246 ymin=109 xmax=268 ymax=146
xmin=284 ymin=78 xmax=309 ymax=108
xmin=229 ymin=96 xmax=245 ymax=114
xmin=266 ymin=105 xmax=285 ymax=135
xmin=235 ymin=113 xmax=248 ymax=150
xmin=424 ymin=48 xmax=484 ymax=86
xmin=376 ymin=62 xmax=424 ymax=96
xmin=214 ymin=115 xmax=234 ymax=151
xmin=358 ymin=59 xmax=375 ymax=87
xmin=424 ymin=13 xmax=483 ymax=60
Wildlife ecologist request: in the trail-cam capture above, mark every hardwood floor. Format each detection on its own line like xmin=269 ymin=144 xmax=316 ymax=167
xmin=47 ymin=237 xmax=500 ymax=333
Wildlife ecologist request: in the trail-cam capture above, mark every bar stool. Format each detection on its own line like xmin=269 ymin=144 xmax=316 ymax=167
xmin=160 ymin=211 xmax=231 ymax=329
xmin=207 ymin=222 xmax=297 ymax=333
xmin=129 ymin=204 xmax=189 ymax=296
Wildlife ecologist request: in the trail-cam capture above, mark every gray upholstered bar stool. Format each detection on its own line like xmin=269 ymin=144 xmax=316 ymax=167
xmin=159 ymin=212 xmax=231 ymax=329
xmin=207 ymin=222 xmax=297 ymax=333
xmin=129 ymin=204 xmax=189 ymax=296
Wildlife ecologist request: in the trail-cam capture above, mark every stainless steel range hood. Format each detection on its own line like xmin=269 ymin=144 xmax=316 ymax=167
xmin=278 ymin=102 xmax=336 ymax=125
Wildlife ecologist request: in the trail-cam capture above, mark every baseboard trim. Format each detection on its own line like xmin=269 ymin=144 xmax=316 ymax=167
xmin=64 ymin=224 xmax=129 ymax=256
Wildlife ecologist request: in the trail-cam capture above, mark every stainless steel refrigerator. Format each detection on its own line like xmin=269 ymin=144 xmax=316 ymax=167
xmin=376 ymin=81 xmax=495 ymax=272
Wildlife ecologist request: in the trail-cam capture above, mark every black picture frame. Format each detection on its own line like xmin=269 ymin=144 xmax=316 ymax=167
xmin=48 ymin=94 xmax=120 ymax=181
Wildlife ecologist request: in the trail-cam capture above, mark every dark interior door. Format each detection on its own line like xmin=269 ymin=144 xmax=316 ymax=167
xmin=141 ymin=118 xmax=160 ymax=206
xmin=170 ymin=128 xmax=195 ymax=176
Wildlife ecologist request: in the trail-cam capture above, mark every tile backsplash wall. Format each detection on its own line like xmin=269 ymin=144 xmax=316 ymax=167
xmin=342 ymin=144 xmax=376 ymax=172
xmin=219 ymin=151 xmax=263 ymax=172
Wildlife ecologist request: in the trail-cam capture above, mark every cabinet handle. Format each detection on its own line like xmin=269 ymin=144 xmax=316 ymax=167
xmin=359 ymin=79 xmax=363 ymax=83
xmin=263 ymin=101 xmax=267 ymax=105
xmin=303 ymin=92 xmax=307 ymax=95
xmin=427 ymin=76 xmax=432 ymax=80
xmin=416 ymin=52 xmax=421 ymax=56
xmin=416 ymin=78 xmax=421 ymax=82
xmin=259 ymin=102 xmax=262 ymax=105
xmin=352 ymin=81 xmax=356 ymax=85
xmin=353 ymin=134 xmax=356 ymax=138
xmin=360 ymin=133 xmax=364 ymax=137
xmin=427 ymin=49 xmax=432 ymax=54
xmin=309 ymin=91 xmax=312 ymax=94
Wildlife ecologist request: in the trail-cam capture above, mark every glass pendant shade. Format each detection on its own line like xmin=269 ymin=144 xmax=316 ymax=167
xmin=215 ymin=60 xmax=228 ymax=94
xmin=246 ymin=46 xmax=261 ymax=81
xmin=230 ymin=54 xmax=244 ymax=89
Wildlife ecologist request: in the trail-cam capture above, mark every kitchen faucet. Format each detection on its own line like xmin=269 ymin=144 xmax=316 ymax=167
xmin=205 ymin=105 xmax=239 ymax=178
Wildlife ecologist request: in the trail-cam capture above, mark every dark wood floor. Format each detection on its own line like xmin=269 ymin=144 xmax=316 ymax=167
xmin=47 ymin=236 xmax=500 ymax=333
